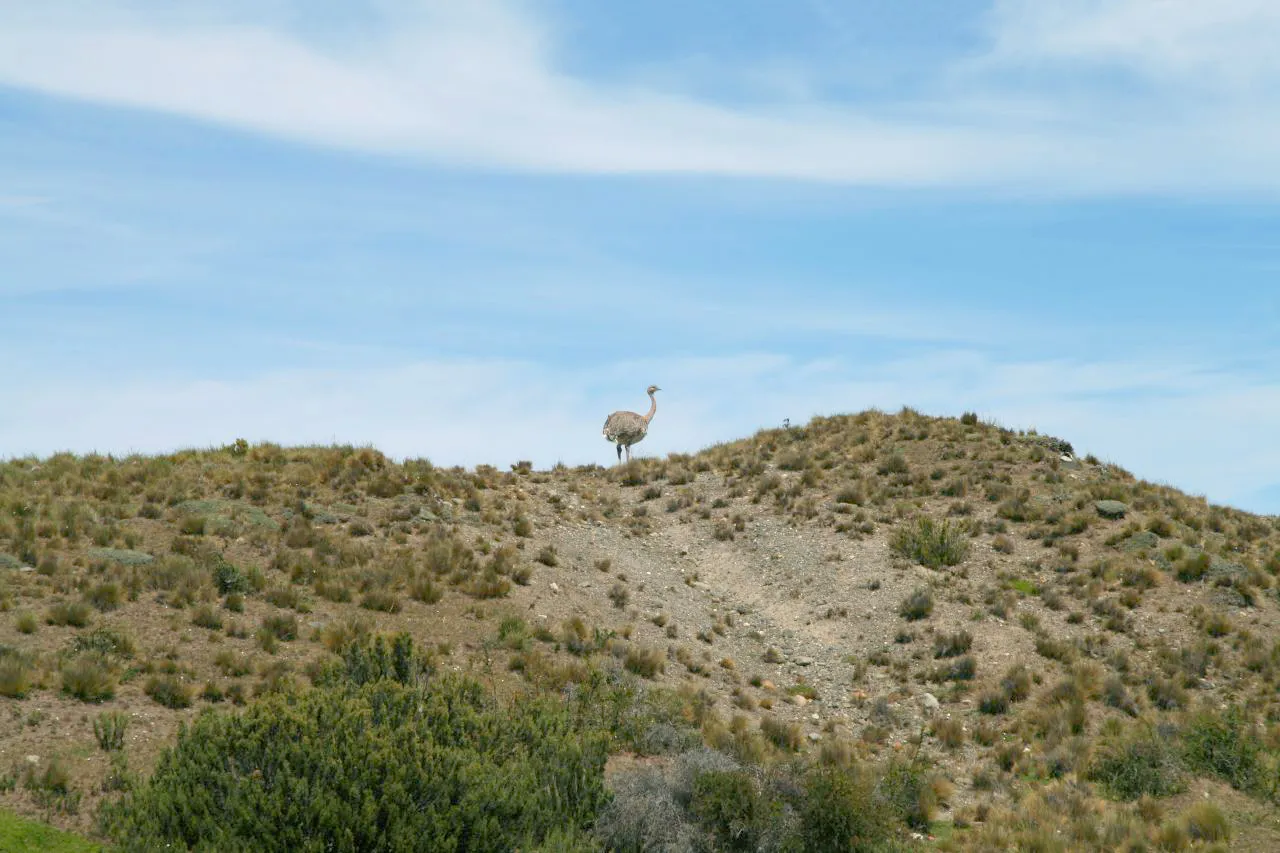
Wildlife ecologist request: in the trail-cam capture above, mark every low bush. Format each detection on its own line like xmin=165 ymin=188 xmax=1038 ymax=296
xmin=1181 ymin=707 xmax=1272 ymax=798
xmin=103 ymin=662 xmax=610 ymax=852
xmin=1088 ymin=728 xmax=1184 ymax=800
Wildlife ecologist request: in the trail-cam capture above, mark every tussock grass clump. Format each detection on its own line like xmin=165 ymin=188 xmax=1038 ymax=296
xmin=1183 ymin=801 xmax=1230 ymax=842
xmin=934 ymin=629 xmax=973 ymax=658
xmin=144 ymin=674 xmax=194 ymax=709
xmin=898 ymin=588 xmax=934 ymax=621
xmin=191 ymin=604 xmax=223 ymax=630
xmin=760 ymin=715 xmax=803 ymax=751
xmin=61 ymin=652 xmax=118 ymax=702
xmin=624 ymin=645 xmax=666 ymax=679
xmin=890 ymin=516 xmax=970 ymax=569
xmin=45 ymin=599 xmax=93 ymax=628
xmin=0 ymin=646 xmax=37 ymax=698
xmin=358 ymin=588 xmax=402 ymax=613
xmin=260 ymin=613 xmax=299 ymax=641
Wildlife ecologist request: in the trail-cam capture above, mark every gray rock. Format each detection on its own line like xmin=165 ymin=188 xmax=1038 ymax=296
xmin=920 ymin=693 xmax=940 ymax=712
xmin=1094 ymin=500 xmax=1129 ymax=519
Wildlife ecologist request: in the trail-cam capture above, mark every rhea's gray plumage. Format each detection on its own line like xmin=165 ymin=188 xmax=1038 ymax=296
xmin=603 ymin=385 xmax=660 ymax=463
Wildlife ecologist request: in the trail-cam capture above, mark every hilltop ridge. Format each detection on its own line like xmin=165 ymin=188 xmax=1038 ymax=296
xmin=1 ymin=408 xmax=1278 ymax=850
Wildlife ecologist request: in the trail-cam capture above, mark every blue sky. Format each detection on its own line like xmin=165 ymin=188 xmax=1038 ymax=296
xmin=1 ymin=0 xmax=1279 ymax=514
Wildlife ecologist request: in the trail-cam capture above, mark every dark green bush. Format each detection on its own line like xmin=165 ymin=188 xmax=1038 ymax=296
xmin=1181 ymin=707 xmax=1272 ymax=799
xmin=799 ymin=766 xmax=895 ymax=853
xmin=103 ymin=664 xmax=610 ymax=852
xmin=690 ymin=769 xmax=772 ymax=852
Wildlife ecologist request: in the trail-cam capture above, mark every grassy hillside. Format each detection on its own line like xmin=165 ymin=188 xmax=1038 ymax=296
xmin=1 ymin=409 xmax=1278 ymax=850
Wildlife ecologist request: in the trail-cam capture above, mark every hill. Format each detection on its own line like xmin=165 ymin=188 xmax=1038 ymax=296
xmin=1 ymin=409 xmax=1278 ymax=850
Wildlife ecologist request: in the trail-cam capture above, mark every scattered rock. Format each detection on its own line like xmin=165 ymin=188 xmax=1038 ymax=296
xmin=795 ymin=657 xmax=815 ymax=667
xmin=791 ymin=694 xmax=808 ymax=707
xmin=1094 ymin=500 xmax=1129 ymax=519
xmin=920 ymin=693 xmax=940 ymax=712
xmin=549 ymin=582 xmax=560 ymax=594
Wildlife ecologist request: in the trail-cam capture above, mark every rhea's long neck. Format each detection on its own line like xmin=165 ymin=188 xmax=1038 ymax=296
xmin=644 ymin=392 xmax=657 ymax=423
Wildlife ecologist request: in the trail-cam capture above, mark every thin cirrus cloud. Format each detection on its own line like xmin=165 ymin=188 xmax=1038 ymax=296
xmin=0 ymin=1 xmax=1278 ymax=192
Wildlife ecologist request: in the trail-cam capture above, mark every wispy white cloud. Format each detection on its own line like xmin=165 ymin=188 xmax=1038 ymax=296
xmin=3 ymin=350 xmax=1278 ymax=514
xmin=1 ymin=1 xmax=1279 ymax=192
xmin=985 ymin=0 xmax=1280 ymax=90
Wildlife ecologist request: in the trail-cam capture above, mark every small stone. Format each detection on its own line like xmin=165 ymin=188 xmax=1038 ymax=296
xmin=760 ymin=680 xmax=776 ymax=691
xmin=795 ymin=657 xmax=815 ymax=667
xmin=549 ymin=582 xmax=560 ymax=594
xmin=25 ymin=755 xmax=38 ymax=765
xmin=807 ymin=732 xmax=821 ymax=743
xmin=921 ymin=693 xmax=940 ymax=712
xmin=792 ymin=694 xmax=808 ymax=707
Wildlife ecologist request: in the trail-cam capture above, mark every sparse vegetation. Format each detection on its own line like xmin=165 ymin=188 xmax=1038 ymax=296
xmin=0 ymin=415 xmax=1275 ymax=850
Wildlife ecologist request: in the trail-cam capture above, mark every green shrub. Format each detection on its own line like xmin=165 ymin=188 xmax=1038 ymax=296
xmin=14 ymin=611 xmax=38 ymax=634
xmin=1181 ymin=707 xmax=1270 ymax=797
xmin=890 ymin=517 xmax=970 ymax=569
xmin=876 ymin=759 xmax=937 ymax=830
xmin=103 ymin=672 xmax=610 ymax=851
xmin=1088 ymin=728 xmax=1184 ymax=800
xmin=94 ymin=710 xmax=130 ymax=751
xmin=691 ymin=769 xmax=772 ymax=852
xmin=799 ymin=766 xmax=895 ymax=852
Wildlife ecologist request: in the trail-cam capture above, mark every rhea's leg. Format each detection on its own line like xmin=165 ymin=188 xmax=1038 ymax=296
xmin=616 ymin=444 xmax=623 ymax=462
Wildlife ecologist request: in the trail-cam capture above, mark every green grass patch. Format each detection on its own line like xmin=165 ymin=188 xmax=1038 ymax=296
xmin=0 ymin=808 xmax=100 ymax=853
